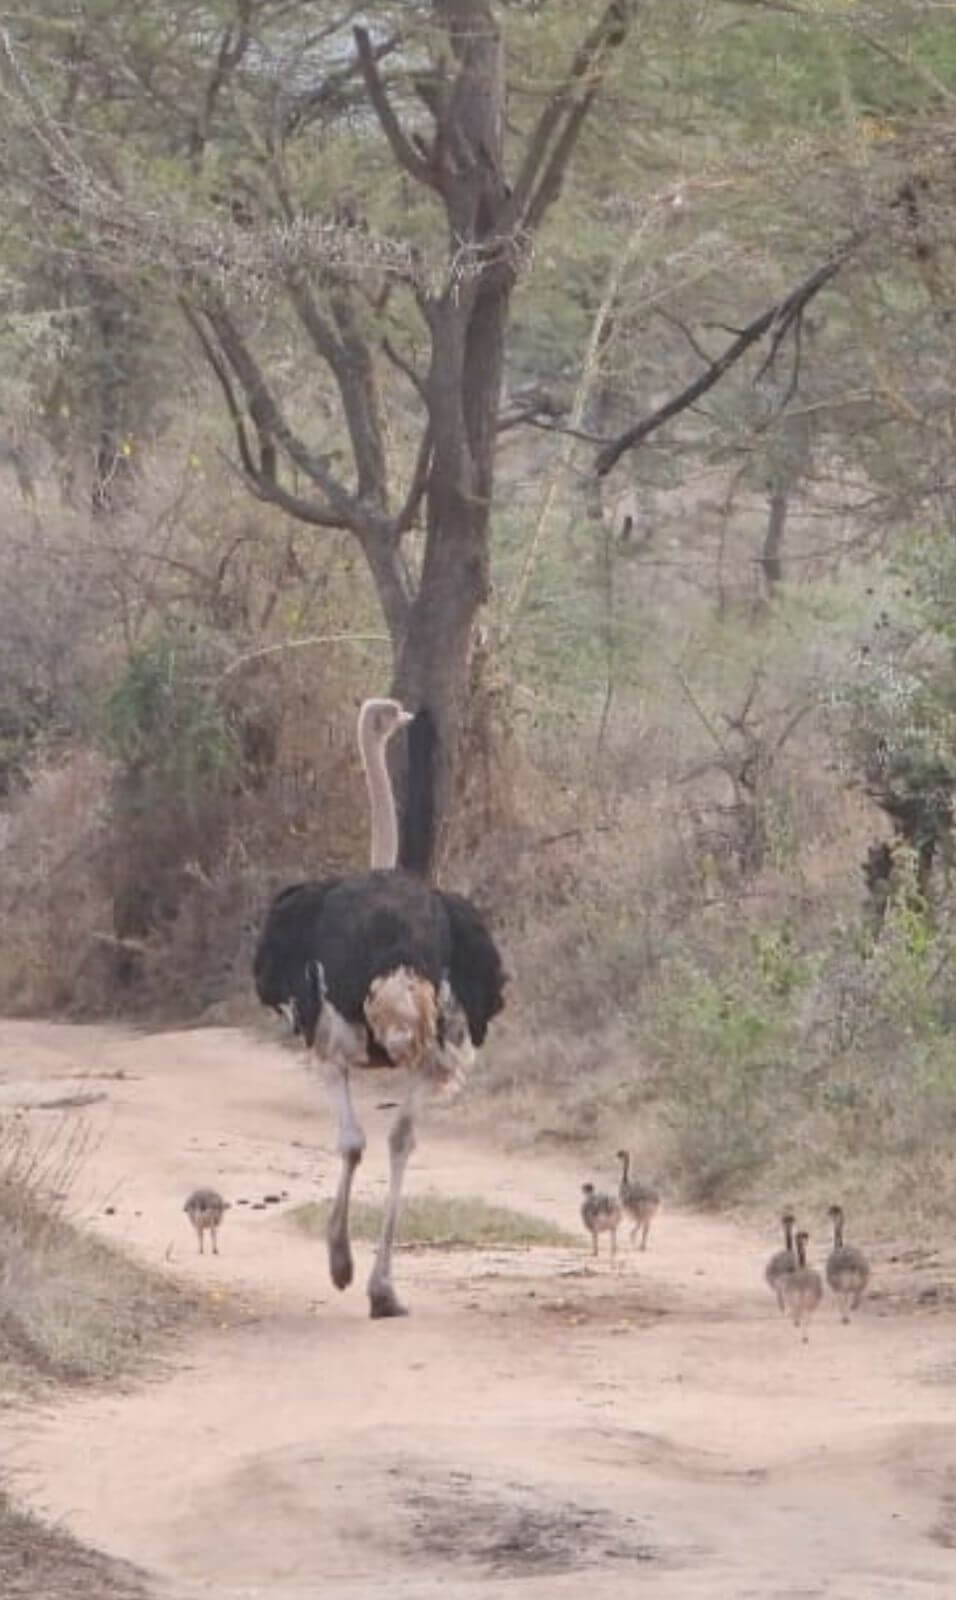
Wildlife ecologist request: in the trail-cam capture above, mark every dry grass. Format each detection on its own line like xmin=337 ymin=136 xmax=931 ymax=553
xmin=291 ymin=1190 xmax=577 ymax=1249
xmin=0 ymin=1115 xmax=200 ymax=1599
xmin=0 ymin=1117 xmax=196 ymax=1387
xmin=0 ymin=1490 xmax=150 ymax=1600
xmin=0 ymin=752 xmax=116 ymax=1015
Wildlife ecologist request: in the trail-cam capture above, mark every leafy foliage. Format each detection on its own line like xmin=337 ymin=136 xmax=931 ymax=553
xmin=5 ymin=0 xmax=956 ymax=1220
xmin=102 ymin=635 xmax=236 ymax=792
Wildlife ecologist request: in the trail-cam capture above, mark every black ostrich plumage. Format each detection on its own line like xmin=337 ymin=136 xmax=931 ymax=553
xmin=253 ymin=868 xmax=505 ymax=1059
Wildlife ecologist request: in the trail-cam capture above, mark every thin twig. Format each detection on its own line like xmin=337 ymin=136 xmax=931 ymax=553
xmin=218 ymin=632 xmax=390 ymax=681
xmin=509 ymin=1 xmax=638 ymax=225
xmin=654 ymin=306 xmax=716 ymax=366
xmin=382 ymin=336 xmax=428 ymax=403
xmin=502 ymin=205 xmax=657 ymax=639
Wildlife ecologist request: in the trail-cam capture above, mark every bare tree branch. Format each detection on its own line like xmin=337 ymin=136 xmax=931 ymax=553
xmin=181 ymin=292 xmax=353 ymax=528
xmin=178 ymin=294 xmax=258 ymax=480
xmin=500 ymin=414 xmax=606 ymax=445
xmin=853 ymin=25 xmax=956 ymax=106
xmin=200 ymin=295 xmax=363 ymax=524
xmin=654 ymin=306 xmax=715 ymax=366
xmin=509 ymin=0 xmax=636 ymax=225
xmin=325 ymin=281 xmax=389 ymax=505
xmin=524 ymin=88 xmax=597 ymax=233
xmin=285 ymin=269 xmax=388 ymax=503
xmin=216 ymin=447 xmax=351 ymax=530
xmin=595 ymin=230 xmax=865 ymax=476
xmin=671 ymin=663 xmax=730 ymax=761
xmin=393 ymin=426 xmax=432 ymax=537
xmin=284 ymin=270 xmax=344 ymax=366
xmin=353 ymin=24 xmax=436 ymax=187
xmin=188 ymin=0 xmax=252 ymax=171
xmin=283 ymin=30 xmax=400 ymax=140
xmin=724 ymin=666 xmax=764 ymax=734
xmin=774 ymin=700 xmax=816 ymax=755
xmin=382 ymin=335 xmax=428 ymax=403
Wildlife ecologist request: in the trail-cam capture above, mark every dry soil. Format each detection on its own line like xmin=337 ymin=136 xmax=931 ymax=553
xmin=3 ymin=1018 xmax=956 ymax=1599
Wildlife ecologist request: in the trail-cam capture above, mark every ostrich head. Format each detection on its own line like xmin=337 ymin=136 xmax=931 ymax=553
xmin=358 ymin=697 xmax=413 ymax=752
xmin=357 ymin=697 xmax=413 ymax=870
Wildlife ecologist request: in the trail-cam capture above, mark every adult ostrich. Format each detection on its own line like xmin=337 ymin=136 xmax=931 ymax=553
xmin=268 ymin=697 xmax=411 ymax=1039
xmin=254 ymin=699 xmax=505 ymax=1318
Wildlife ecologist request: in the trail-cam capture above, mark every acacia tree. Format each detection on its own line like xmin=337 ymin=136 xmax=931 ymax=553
xmin=185 ymin=1 xmax=637 ymax=870
xmin=0 ymin=1 xmax=637 ymax=871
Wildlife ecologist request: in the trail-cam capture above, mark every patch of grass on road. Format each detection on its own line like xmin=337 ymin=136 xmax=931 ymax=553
xmin=291 ymin=1190 xmax=576 ymax=1249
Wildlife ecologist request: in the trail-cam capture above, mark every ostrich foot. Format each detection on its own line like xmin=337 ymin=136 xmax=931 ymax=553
xmin=328 ymin=1234 xmax=354 ymax=1291
xmin=368 ymin=1284 xmax=409 ymax=1318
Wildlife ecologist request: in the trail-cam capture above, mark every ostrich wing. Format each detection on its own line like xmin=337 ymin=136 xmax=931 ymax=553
xmin=437 ymin=890 xmax=506 ymax=1046
xmin=253 ymin=878 xmax=342 ymax=1039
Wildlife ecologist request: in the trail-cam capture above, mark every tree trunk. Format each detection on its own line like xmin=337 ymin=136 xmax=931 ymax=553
xmin=393 ymin=277 xmax=510 ymax=876
xmin=390 ymin=2 xmax=511 ymax=877
xmin=759 ymin=411 xmax=812 ymax=599
xmin=88 ymin=273 xmax=140 ymax=517
xmin=761 ymin=484 xmax=789 ymax=590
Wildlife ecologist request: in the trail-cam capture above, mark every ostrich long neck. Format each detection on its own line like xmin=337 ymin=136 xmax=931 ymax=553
xmin=832 ymin=1214 xmax=844 ymax=1249
xmin=619 ymin=1152 xmax=630 ymax=1184
xmin=360 ymin=720 xmax=399 ymax=869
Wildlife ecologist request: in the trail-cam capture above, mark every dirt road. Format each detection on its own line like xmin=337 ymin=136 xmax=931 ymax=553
xmin=2 ymin=1017 xmax=956 ymax=1599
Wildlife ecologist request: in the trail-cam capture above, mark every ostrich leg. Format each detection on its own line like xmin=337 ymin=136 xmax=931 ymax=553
xmin=368 ymin=1081 xmax=423 ymax=1318
xmin=325 ymin=1060 xmax=366 ymax=1290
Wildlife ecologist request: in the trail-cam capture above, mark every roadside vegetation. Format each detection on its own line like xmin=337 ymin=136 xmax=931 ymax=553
xmin=0 ymin=1118 xmax=197 ymax=1389
xmin=0 ymin=1115 xmax=201 ymax=1592
xmin=0 ymin=1490 xmax=150 ymax=1600
xmin=1 ymin=7 xmax=956 ymax=1225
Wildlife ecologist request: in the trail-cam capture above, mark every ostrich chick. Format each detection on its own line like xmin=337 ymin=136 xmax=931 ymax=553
xmin=779 ymin=1230 xmax=823 ymax=1342
xmin=581 ymin=1182 xmax=622 ymax=1260
xmin=184 ymin=1188 xmax=229 ymax=1255
xmin=616 ymin=1149 xmax=660 ymax=1250
xmin=765 ymin=1210 xmax=797 ymax=1313
xmin=826 ymin=1203 xmax=870 ymax=1324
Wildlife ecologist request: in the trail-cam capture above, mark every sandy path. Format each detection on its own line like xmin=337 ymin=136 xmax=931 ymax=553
xmin=2 ymin=1018 xmax=956 ymax=1598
